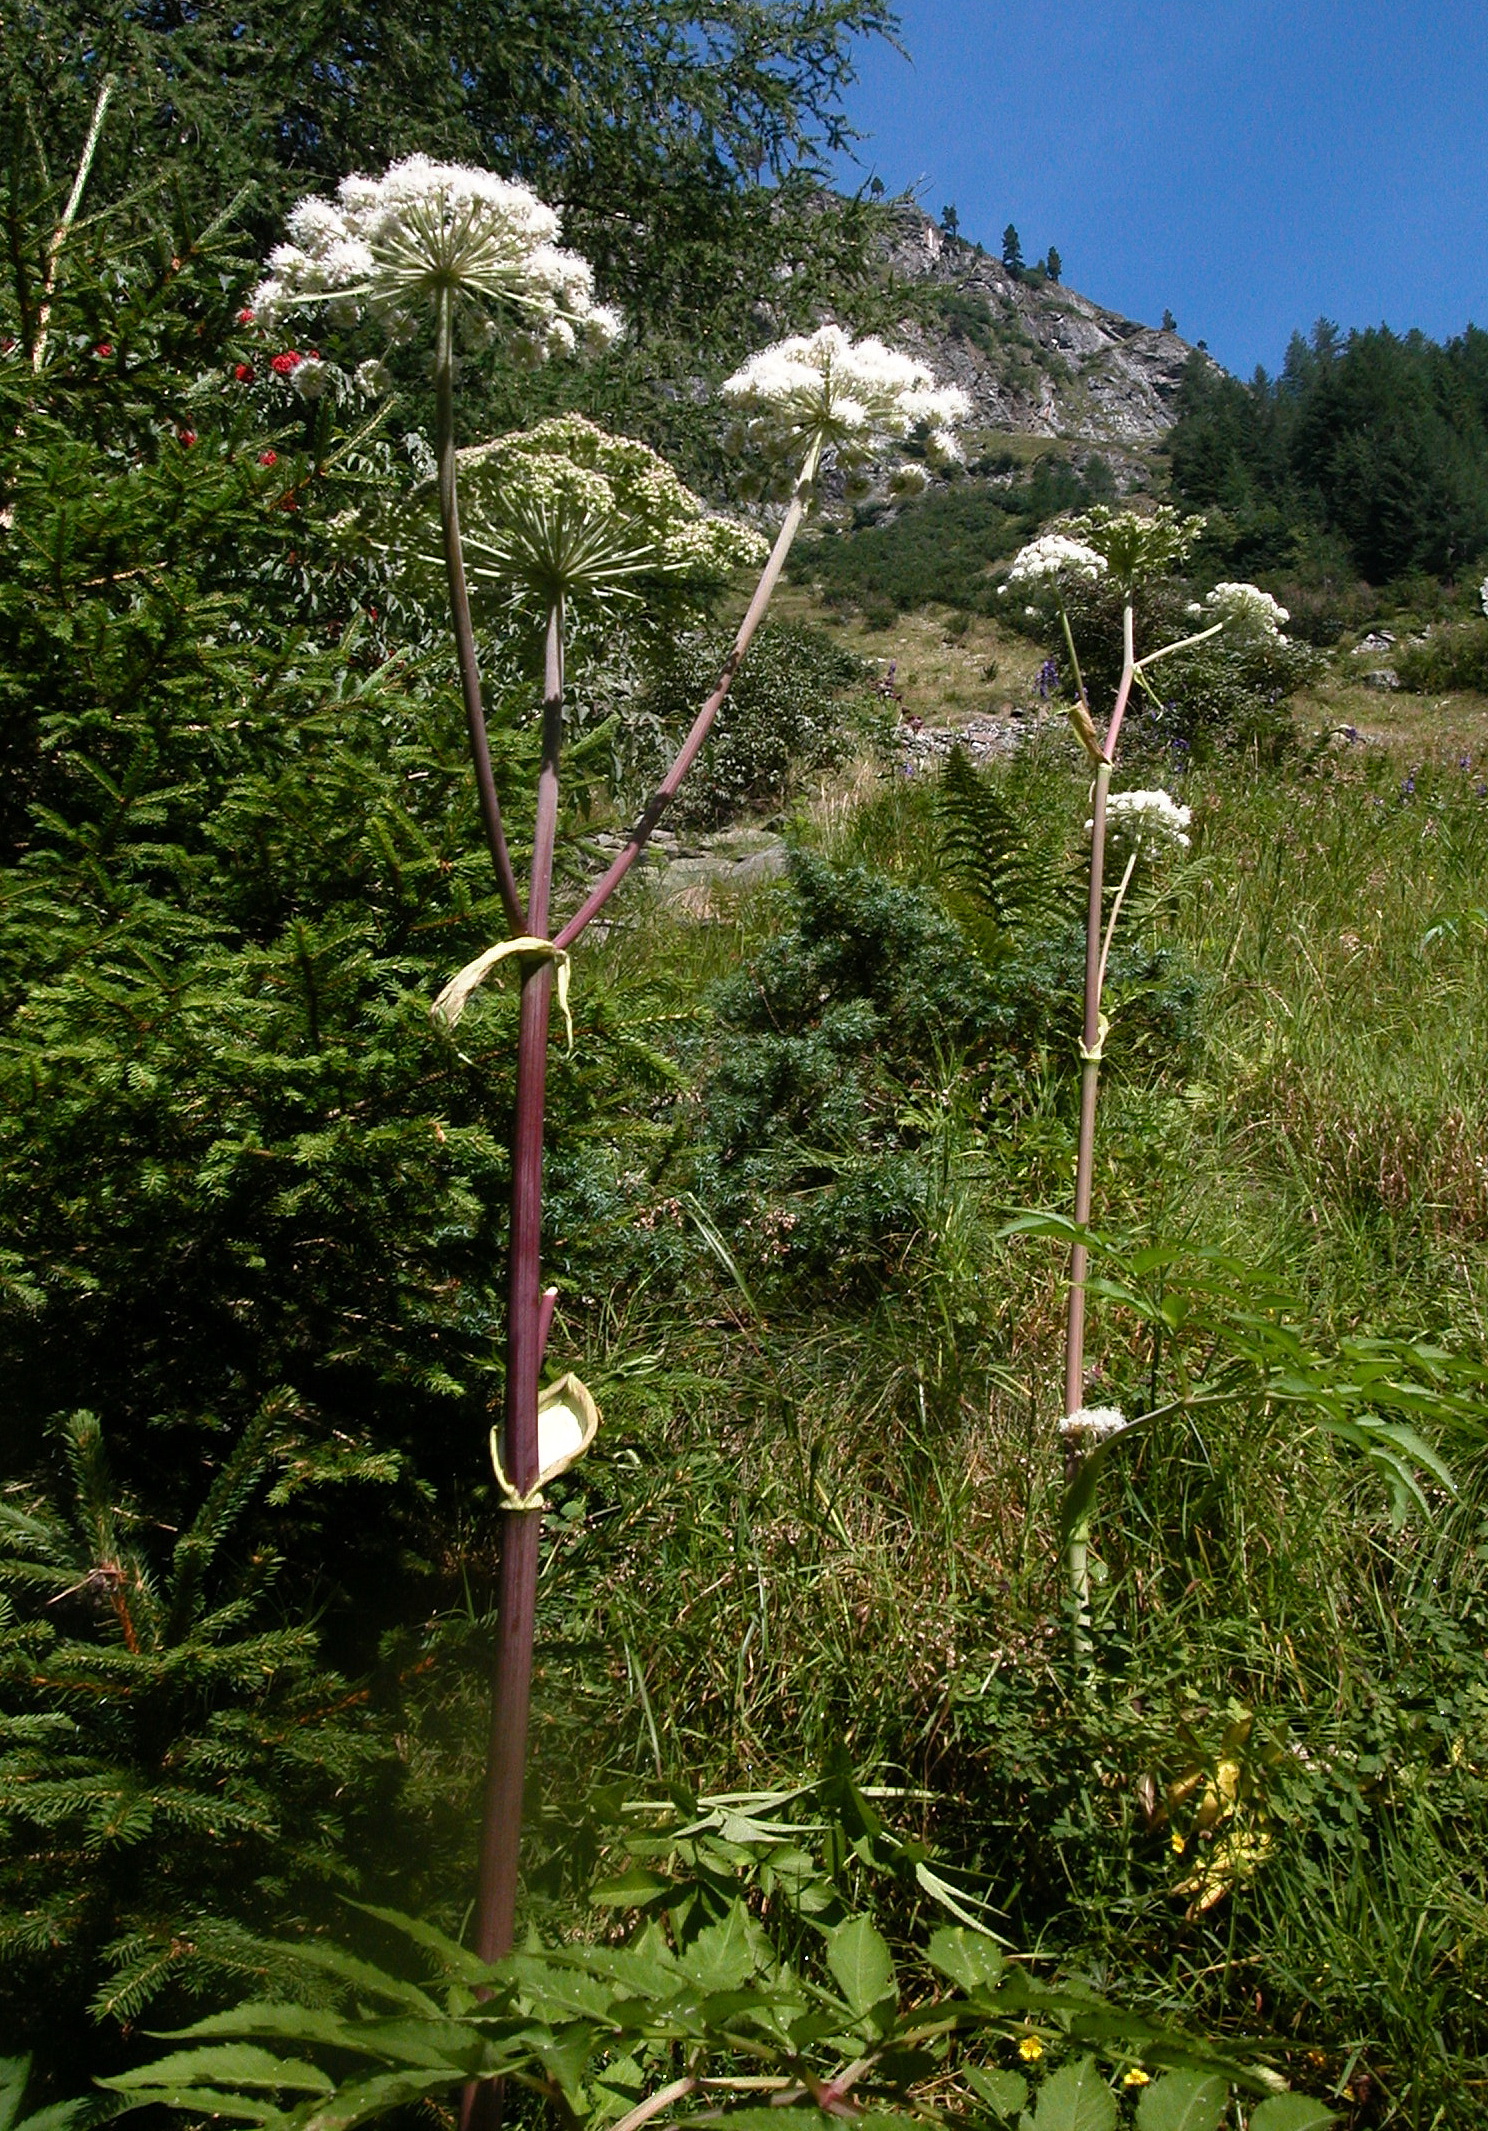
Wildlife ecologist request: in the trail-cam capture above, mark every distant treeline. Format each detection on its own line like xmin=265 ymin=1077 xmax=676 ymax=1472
xmin=1168 ymin=321 xmax=1488 ymax=586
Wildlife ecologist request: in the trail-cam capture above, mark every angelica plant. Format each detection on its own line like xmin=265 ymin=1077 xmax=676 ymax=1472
xmin=1005 ymin=510 xmax=1288 ymax=1634
xmin=251 ymin=170 xmax=969 ymax=2037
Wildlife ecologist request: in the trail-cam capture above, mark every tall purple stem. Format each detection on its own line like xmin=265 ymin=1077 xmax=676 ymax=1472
xmin=435 ymin=286 xmax=525 ymax=935
xmin=451 ymin=446 xmax=819 ymax=2131
xmin=473 ymin=596 xmax=564 ymax=1964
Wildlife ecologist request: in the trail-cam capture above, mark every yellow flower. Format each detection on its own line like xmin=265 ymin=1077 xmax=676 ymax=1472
xmin=1017 ymin=2036 xmax=1044 ymax=2063
xmin=1122 ymin=2069 xmax=1151 ymax=2088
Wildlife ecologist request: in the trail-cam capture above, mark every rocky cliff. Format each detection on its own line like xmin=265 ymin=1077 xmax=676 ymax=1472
xmin=880 ymin=205 xmax=1203 ymax=463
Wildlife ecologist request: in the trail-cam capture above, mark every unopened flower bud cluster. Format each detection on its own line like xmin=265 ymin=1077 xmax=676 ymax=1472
xmin=456 ymin=415 xmax=766 ymax=602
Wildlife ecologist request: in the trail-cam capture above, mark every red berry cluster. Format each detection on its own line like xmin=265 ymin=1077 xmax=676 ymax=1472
xmin=270 ymin=350 xmax=302 ymax=376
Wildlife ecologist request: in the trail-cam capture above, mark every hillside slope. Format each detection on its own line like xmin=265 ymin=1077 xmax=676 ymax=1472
xmin=881 ymin=204 xmax=1202 ymax=461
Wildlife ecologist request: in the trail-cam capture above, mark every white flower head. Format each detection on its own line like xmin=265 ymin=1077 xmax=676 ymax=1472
xmin=721 ymin=323 xmax=970 ymax=481
xmin=450 ymin=414 xmax=767 ymax=611
xmin=1205 ymin=581 xmax=1289 ymax=638
xmin=1059 ymin=1406 xmax=1129 ymax=1442
xmin=355 ymin=358 xmax=392 ymax=397
xmin=1006 ymin=533 xmax=1108 ymax=590
xmin=251 ymin=158 xmax=624 ymax=356
xmin=1095 ymin=788 xmax=1192 ymax=854
xmin=289 ymin=355 xmax=331 ymax=401
xmin=1480 ymin=575 xmax=1488 ymax=618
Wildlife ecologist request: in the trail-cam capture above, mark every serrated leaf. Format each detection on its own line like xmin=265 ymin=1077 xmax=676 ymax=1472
xmin=104 ymin=2046 xmax=333 ymax=2095
xmin=926 ymin=1925 xmax=1006 ymax=1992
xmin=826 ymin=1915 xmax=896 ymax=2015
xmin=677 ymin=1904 xmax=760 ymax=1993
xmin=1136 ymin=2072 xmax=1228 ymax=2131
xmin=97 ymin=2085 xmax=294 ymax=2125
xmin=966 ymin=2066 xmax=1028 ymax=2119
xmin=1249 ymin=2098 xmax=1336 ymax=2131
xmin=304 ymin=2068 xmax=468 ymax=2131
xmin=160 ymin=2006 xmax=363 ymax=2049
xmin=349 ymin=1903 xmax=495 ymax=1984
xmin=1030 ymin=2058 xmax=1117 ymax=2131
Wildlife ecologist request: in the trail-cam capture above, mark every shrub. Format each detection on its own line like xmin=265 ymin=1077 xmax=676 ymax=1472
xmin=633 ymin=622 xmax=883 ymax=825
xmin=695 ymin=848 xmax=1201 ymax=1295
xmin=1396 ymin=619 xmax=1488 ymax=693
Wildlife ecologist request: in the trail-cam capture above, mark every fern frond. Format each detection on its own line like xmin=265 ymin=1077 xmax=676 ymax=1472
xmin=936 ymin=748 xmax=1079 ymax=934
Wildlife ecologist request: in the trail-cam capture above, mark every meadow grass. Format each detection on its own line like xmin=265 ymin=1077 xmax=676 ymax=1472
xmin=458 ymin=716 xmax=1488 ymax=2130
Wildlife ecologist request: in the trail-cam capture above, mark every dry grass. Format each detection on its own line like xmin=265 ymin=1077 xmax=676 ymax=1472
xmin=1295 ymin=672 xmax=1488 ymax=753
xmin=772 ymin=585 xmax=1048 ymax=726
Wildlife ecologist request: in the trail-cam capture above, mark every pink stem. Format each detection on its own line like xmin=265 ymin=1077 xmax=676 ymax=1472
xmin=553 ymin=477 xmax=812 ymax=953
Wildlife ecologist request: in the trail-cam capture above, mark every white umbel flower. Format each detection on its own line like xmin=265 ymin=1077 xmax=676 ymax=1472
xmin=1006 ymin=533 xmax=1109 ymax=587
xmin=452 ymin=414 xmax=766 ymax=609
xmin=1095 ymin=788 xmax=1192 ymax=852
xmin=288 ymin=355 xmax=331 ymax=400
xmin=1204 ymin=581 xmax=1289 ymax=637
xmin=1478 ymin=574 xmax=1488 ymax=618
xmin=251 ymin=157 xmax=623 ymax=355
xmin=721 ymin=323 xmax=969 ymax=475
xmin=1059 ymin=1406 xmax=1129 ymax=1442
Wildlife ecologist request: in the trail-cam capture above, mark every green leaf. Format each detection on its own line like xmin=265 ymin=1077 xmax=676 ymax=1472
xmin=926 ymin=1925 xmax=1006 ymax=1992
xmin=1029 ymin=2059 xmax=1117 ymax=2131
xmin=105 ymin=2047 xmax=333 ymax=2095
xmin=965 ymin=2066 xmax=1028 ymax=2119
xmin=591 ymin=1869 xmax=677 ymax=1907
xmin=156 ymin=2007 xmax=365 ymax=2048
xmin=98 ymin=2086 xmax=295 ymax=2126
xmin=1135 ymin=2073 xmax=1229 ymax=2131
xmin=305 ymin=2068 xmax=470 ymax=2131
xmin=1249 ymin=2098 xmax=1336 ymax=2131
xmin=350 ymin=1903 xmax=496 ymax=1984
xmin=825 ymin=1915 xmax=896 ymax=2016
xmin=677 ymin=1904 xmax=762 ymax=1993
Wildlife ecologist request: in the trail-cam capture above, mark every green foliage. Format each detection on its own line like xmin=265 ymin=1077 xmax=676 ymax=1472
xmin=0 ymin=1414 xmax=391 ymax=2040
xmin=1168 ymin=321 xmax=1488 ymax=586
xmin=791 ymin=460 xmax=1116 ymax=619
xmin=936 ymin=747 xmax=1081 ymax=937
xmin=104 ymin=1779 xmax=1276 ymax=2131
xmin=1395 ymin=617 xmax=1488 ymax=693
xmin=0 ymin=2055 xmax=84 ymax=2131
xmin=1012 ymin=567 xmax=1315 ymax=759
xmin=632 ymin=623 xmax=883 ymax=825
xmin=3 ymin=0 xmax=896 ymax=348
xmin=693 ymin=835 xmax=1199 ymax=1293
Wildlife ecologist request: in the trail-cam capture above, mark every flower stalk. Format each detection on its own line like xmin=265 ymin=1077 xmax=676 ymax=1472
xmin=469 ymin=593 xmax=565 ymax=1985
xmin=434 ymin=288 xmax=525 ymax=933
xmin=248 ymin=174 xmax=973 ymax=2048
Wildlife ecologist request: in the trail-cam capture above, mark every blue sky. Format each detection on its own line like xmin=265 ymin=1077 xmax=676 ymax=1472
xmin=832 ymin=0 xmax=1488 ymax=377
